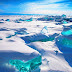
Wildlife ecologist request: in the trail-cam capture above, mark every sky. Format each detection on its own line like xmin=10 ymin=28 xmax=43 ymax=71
xmin=0 ymin=0 xmax=72 ymax=15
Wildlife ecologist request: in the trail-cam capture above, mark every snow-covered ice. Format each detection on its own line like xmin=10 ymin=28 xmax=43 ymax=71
xmin=0 ymin=15 xmax=72 ymax=72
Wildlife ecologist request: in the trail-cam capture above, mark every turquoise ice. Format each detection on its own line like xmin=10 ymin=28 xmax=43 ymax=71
xmin=61 ymin=29 xmax=72 ymax=36
xmin=15 ymin=31 xmax=28 ymax=35
xmin=44 ymin=17 xmax=48 ymax=20
xmin=9 ymin=55 xmax=42 ymax=72
xmin=61 ymin=14 xmax=66 ymax=18
xmin=25 ymin=18 xmax=33 ymax=22
xmin=6 ymin=30 xmax=28 ymax=38
xmin=6 ymin=35 xmax=12 ymax=38
xmin=62 ymin=21 xmax=67 ymax=24
xmin=5 ymin=19 xmax=10 ymax=22
xmin=57 ymin=37 xmax=72 ymax=48
xmin=19 ymin=19 xmax=24 ymax=21
xmin=49 ymin=18 xmax=54 ymax=20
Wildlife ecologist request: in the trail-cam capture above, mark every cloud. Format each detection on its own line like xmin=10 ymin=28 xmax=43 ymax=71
xmin=19 ymin=0 xmax=72 ymax=15
xmin=23 ymin=9 xmax=72 ymax=15
xmin=0 ymin=0 xmax=72 ymax=15
xmin=25 ymin=3 xmax=64 ymax=10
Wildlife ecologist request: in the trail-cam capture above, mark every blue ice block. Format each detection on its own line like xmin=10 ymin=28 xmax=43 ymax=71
xmin=61 ymin=29 xmax=72 ymax=36
xmin=9 ymin=55 xmax=42 ymax=72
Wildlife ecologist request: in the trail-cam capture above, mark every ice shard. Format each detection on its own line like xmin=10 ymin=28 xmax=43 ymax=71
xmin=9 ymin=55 xmax=42 ymax=72
xmin=41 ymin=26 xmax=48 ymax=34
xmin=15 ymin=31 xmax=28 ymax=35
xmin=5 ymin=19 xmax=10 ymax=22
xmin=61 ymin=14 xmax=66 ymax=18
xmin=61 ymin=29 xmax=72 ymax=36
xmin=25 ymin=18 xmax=33 ymax=22
xmin=56 ymin=36 xmax=72 ymax=49
xmin=19 ymin=19 xmax=24 ymax=21
xmin=44 ymin=17 xmax=48 ymax=20
xmin=62 ymin=21 xmax=67 ymax=24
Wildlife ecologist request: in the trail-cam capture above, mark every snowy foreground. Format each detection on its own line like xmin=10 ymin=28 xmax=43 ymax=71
xmin=0 ymin=15 xmax=72 ymax=72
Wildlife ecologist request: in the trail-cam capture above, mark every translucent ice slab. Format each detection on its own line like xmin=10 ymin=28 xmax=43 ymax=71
xmin=9 ymin=55 xmax=42 ymax=72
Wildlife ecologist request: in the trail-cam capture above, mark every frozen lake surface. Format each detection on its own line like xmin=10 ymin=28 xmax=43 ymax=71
xmin=0 ymin=15 xmax=72 ymax=72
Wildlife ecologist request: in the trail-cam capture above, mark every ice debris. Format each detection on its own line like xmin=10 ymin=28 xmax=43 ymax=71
xmin=25 ymin=18 xmax=33 ymax=22
xmin=6 ymin=31 xmax=28 ymax=38
xmin=61 ymin=14 xmax=66 ymax=18
xmin=19 ymin=19 xmax=24 ymax=21
xmin=62 ymin=21 xmax=68 ymax=24
xmin=5 ymin=19 xmax=10 ymax=22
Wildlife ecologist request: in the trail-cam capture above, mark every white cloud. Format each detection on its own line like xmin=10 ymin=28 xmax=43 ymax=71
xmin=19 ymin=0 xmax=72 ymax=15
xmin=40 ymin=0 xmax=63 ymax=4
xmin=26 ymin=3 xmax=61 ymax=10
xmin=24 ymin=9 xmax=72 ymax=15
